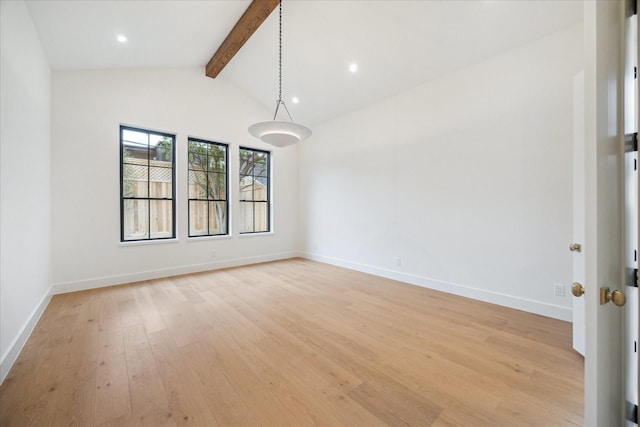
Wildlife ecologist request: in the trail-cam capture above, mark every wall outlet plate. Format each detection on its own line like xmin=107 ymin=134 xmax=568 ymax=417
xmin=554 ymin=284 xmax=565 ymax=296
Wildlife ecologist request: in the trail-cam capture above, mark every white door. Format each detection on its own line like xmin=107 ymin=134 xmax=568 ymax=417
xmin=582 ymin=0 xmax=629 ymax=425
xmin=624 ymin=150 xmax=638 ymax=427
xmin=572 ymin=70 xmax=586 ymax=357
xmin=623 ymin=1 xmax=639 ymax=425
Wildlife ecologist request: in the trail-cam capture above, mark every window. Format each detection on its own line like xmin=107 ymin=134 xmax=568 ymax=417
xmin=239 ymin=147 xmax=270 ymax=233
xmin=120 ymin=126 xmax=175 ymax=241
xmin=188 ymin=138 xmax=228 ymax=237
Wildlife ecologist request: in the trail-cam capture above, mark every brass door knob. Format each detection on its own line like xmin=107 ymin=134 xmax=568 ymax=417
xmin=571 ymin=282 xmax=584 ymax=297
xmin=599 ymin=286 xmax=627 ymax=306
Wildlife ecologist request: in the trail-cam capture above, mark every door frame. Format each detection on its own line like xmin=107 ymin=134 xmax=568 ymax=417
xmin=583 ymin=0 xmax=628 ymax=425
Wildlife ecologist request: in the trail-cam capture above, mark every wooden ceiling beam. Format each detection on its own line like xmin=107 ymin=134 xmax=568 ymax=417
xmin=206 ymin=0 xmax=279 ymax=79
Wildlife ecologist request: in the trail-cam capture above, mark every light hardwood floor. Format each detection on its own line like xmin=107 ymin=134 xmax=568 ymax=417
xmin=0 ymin=258 xmax=583 ymax=426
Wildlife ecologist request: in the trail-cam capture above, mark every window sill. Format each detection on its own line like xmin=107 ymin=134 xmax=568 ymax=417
xmin=187 ymin=234 xmax=233 ymax=242
xmin=119 ymin=238 xmax=179 ymax=247
xmin=239 ymin=231 xmax=274 ymax=238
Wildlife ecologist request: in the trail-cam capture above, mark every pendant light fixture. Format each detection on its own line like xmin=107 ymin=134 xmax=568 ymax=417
xmin=248 ymin=0 xmax=311 ymax=147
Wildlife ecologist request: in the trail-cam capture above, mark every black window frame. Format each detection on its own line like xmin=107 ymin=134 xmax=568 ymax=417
xmin=120 ymin=125 xmax=176 ymax=242
xmin=187 ymin=137 xmax=229 ymax=238
xmin=239 ymin=147 xmax=271 ymax=234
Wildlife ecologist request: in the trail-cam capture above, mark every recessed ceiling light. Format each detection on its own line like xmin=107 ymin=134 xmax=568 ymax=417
xmin=292 ymin=97 xmax=299 ymax=104
xmin=117 ymin=35 xmax=127 ymax=43
xmin=349 ymin=62 xmax=358 ymax=73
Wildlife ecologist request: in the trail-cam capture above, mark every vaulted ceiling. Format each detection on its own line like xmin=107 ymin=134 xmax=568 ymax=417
xmin=26 ymin=0 xmax=582 ymax=127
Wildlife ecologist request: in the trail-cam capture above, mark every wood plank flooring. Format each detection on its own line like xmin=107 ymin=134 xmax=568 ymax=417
xmin=0 ymin=258 xmax=584 ymax=426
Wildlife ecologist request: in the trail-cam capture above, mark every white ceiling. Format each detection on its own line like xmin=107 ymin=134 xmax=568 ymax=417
xmin=26 ymin=0 xmax=583 ymax=127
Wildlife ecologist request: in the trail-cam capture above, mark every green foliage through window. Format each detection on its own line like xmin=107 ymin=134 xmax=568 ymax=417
xmin=188 ymin=138 xmax=228 ymax=237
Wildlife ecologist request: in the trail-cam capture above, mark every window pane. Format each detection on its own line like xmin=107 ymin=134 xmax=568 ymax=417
xmin=188 ymin=140 xmax=207 ymax=152
xmin=240 ymin=201 xmax=254 ymax=233
xmin=150 ymin=200 xmax=173 ymax=238
xmin=189 ymin=149 xmax=207 ymax=170
xmin=189 ymin=200 xmax=208 ymax=236
xmin=152 ymin=136 xmax=173 ymax=162
xmin=253 ymin=177 xmax=268 ymax=201
xmin=209 ymin=201 xmax=227 ymax=235
xmin=239 ymin=149 xmax=254 ymax=175
xmin=208 ymin=172 xmax=226 ymax=200
xmin=149 ymin=167 xmax=172 ymax=198
xmin=123 ymin=129 xmax=149 ymax=145
xmin=122 ymin=164 xmax=148 ymax=197
xmin=239 ymin=176 xmax=254 ymax=201
xmin=123 ymin=199 xmax=149 ymax=240
xmin=123 ymin=178 xmax=148 ymax=198
xmin=123 ymin=142 xmax=148 ymax=162
xmin=209 ymin=146 xmax=226 ymax=173
xmin=123 ymin=162 xmax=149 ymax=180
xmin=254 ymin=202 xmax=268 ymax=232
xmin=254 ymin=152 xmax=268 ymax=177
xmin=189 ymin=170 xmax=207 ymax=199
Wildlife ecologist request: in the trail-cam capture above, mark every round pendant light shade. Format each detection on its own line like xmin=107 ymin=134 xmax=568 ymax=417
xmin=248 ymin=0 xmax=311 ymax=147
xmin=248 ymin=120 xmax=312 ymax=148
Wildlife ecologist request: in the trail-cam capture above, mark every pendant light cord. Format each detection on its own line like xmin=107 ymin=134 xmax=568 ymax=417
xmin=278 ymin=0 xmax=282 ymax=103
xmin=273 ymin=0 xmax=294 ymax=122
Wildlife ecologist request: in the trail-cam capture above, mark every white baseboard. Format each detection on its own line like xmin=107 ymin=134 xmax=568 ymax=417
xmin=4 ymin=251 xmax=568 ymax=385
xmin=301 ymin=252 xmax=572 ymax=322
xmin=1 ymin=289 xmax=52 ymax=384
xmin=51 ymin=251 xmax=300 ymax=295
xmin=2 ymin=252 xmax=298 ymax=384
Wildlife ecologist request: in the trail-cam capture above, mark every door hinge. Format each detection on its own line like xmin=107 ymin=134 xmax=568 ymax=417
xmin=626 ymin=133 xmax=638 ymax=153
xmin=627 ymin=401 xmax=638 ymax=424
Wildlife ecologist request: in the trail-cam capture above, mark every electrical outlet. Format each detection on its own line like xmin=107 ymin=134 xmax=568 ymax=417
xmin=211 ymin=250 xmax=217 ymax=258
xmin=554 ymin=284 xmax=565 ymax=296
xmin=395 ymin=258 xmax=402 ymax=267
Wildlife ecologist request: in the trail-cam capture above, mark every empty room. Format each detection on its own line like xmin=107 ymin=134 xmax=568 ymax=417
xmin=1 ymin=0 xmax=637 ymax=426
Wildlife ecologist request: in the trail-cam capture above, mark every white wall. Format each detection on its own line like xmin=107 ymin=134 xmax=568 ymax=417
xmin=51 ymin=67 xmax=299 ymax=292
xmin=299 ymin=24 xmax=584 ymax=321
xmin=0 ymin=0 xmax=52 ymax=380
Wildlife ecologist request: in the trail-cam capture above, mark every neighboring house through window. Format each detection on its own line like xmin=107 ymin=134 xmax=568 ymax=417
xmin=239 ymin=147 xmax=270 ymax=233
xmin=120 ymin=126 xmax=175 ymax=241
xmin=188 ymin=138 xmax=229 ymax=237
